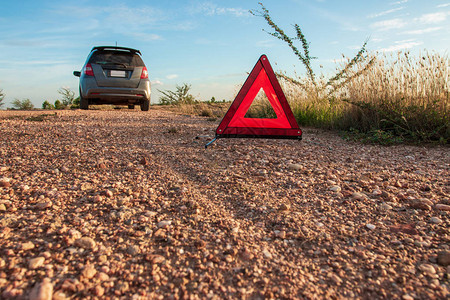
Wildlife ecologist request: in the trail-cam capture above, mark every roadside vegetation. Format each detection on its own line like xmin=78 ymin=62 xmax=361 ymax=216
xmin=42 ymin=88 xmax=79 ymax=110
xmin=0 ymin=89 xmax=5 ymax=109
xmin=156 ymin=83 xmax=229 ymax=120
xmin=0 ymin=87 xmax=79 ymax=111
xmin=11 ymin=98 xmax=34 ymax=110
xmin=250 ymin=3 xmax=449 ymax=144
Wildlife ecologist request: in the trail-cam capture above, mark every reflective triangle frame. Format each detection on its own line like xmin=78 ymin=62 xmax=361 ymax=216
xmin=216 ymin=55 xmax=302 ymax=139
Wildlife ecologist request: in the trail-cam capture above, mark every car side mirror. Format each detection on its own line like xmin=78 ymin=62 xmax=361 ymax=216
xmin=73 ymin=71 xmax=81 ymax=77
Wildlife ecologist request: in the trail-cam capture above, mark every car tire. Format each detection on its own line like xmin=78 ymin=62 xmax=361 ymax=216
xmin=140 ymin=99 xmax=150 ymax=111
xmin=80 ymin=89 xmax=89 ymax=110
xmin=128 ymin=105 xmax=135 ymax=110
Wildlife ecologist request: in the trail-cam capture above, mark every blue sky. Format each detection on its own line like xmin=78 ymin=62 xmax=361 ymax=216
xmin=0 ymin=0 xmax=449 ymax=107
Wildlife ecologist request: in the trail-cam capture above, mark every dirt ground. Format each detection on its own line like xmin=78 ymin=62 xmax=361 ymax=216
xmin=0 ymin=109 xmax=449 ymax=299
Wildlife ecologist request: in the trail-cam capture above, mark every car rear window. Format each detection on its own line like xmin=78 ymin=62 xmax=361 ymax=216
xmin=89 ymin=51 xmax=145 ymax=67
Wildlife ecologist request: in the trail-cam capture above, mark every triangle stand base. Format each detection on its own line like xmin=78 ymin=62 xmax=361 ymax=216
xmin=204 ymin=137 xmax=217 ymax=149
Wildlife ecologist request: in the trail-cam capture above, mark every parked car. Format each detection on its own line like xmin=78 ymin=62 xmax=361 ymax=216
xmin=73 ymin=46 xmax=151 ymax=111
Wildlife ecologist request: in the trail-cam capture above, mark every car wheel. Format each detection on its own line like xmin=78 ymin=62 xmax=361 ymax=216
xmin=128 ymin=105 xmax=135 ymax=110
xmin=80 ymin=89 xmax=89 ymax=110
xmin=140 ymin=99 xmax=150 ymax=111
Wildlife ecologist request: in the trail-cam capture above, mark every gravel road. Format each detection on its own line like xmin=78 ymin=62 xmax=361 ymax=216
xmin=0 ymin=109 xmax=449 ymax=299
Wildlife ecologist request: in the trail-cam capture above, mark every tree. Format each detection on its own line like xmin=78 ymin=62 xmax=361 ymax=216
xmin=158 ymin=83 xmax=196 ymax=105
xmin=11 ymin=98 xmax=34 ymax=110
xmin=71 ymin=96 xmax=80 ymax=109
xmin=58 ymin=87 xmax=75 ymax=108
xmin=0 ymin=89 xmax=4 ymax=108
xmin=42 ymin=100 xmax=55 ymax=110
xmin=54 ymin=100 xmax=63 ymax=109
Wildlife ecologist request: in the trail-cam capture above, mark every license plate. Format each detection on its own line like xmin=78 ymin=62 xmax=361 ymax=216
xmin=110 ymin=70 xmax=126 ymax=77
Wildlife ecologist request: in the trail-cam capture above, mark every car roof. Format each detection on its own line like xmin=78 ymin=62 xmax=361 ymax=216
xmin=90 ymin=46 xmax=142 ymax=55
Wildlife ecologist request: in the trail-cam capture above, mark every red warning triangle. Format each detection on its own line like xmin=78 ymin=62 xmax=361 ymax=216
xmin=216 ymin=55 xmax=302 ymax=139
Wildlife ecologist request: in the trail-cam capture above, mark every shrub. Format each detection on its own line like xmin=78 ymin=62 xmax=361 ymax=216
xmin=0 ymin=89 xmax=5 ymax=108
xmin=158 ymin=83 xmax=197 ymax=105
xmin=42 ymin=100 xmax=55 ymax=110
xmin=71 ymin=96 xmax=80 ymax=109
xmin=58 ymin=87 xmax=75 ymax=107
xmin=11 ymin=98 xmax=34 ymax=110
xmin=54 ymin=100 xmax=63 ymax=110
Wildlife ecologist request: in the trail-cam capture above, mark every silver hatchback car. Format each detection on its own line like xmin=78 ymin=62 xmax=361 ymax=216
xmin=73 ymin=46 xmax=151 ymax=111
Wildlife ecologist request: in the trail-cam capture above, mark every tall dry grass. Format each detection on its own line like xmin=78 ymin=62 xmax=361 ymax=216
xmin=273 ymin=51 xmax=449 ymax=143
xmin=250 ymin=2 xmax=449 ymax=143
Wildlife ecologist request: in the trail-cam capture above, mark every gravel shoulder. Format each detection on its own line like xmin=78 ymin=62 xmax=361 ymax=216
xmin=0 ymin=109 xmax=449 ymax=299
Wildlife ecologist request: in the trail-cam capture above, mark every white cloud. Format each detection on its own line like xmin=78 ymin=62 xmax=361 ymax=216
xmin=437 ymin=3 xmax=450 ymax=8
xmin=391 ymin=0 xmax=408 ymax=4
xmin=151 ymin=80 xmax=163 ymax=86
xmin=348 ymin=45 xmax=363 ymax=50
xmin=104 ymin=6 xmax=164 ymax=26
xmin=191 ymin=2 xmax=247 ymax=17
xmin=416 ymin=12 xmax=448 ymax=24
xmin=371 ymin=38 xmax=384 ymax=43
xmin=371 ymin=18 xmax=407 ymax=31
xmin=403 ymin=27 xmax=442 ymax=35
xmin=256 ymin=40 xmax=276 ymax=48
xmin=166 ymin=74 xmax=179 ymax=80
xmin=380 ymin=40 xmax=423 ymax=52
xmin=129 ymin=32 xmax=162 ymax=41
xmin=368 ymin=7 xmax=404 ymax=18
xmin=216 ymin=7 xmax=247 ymax=17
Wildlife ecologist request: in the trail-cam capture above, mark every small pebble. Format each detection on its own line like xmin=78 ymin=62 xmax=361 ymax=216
xmin=22 ymin=242 xmax=35 ymax=251
xmin=380 ymin=203 xmax=392 ymax=210
xmin=28 ymin=257 xmax=45 ymax=269
xmin=430 ymin=217 xmax=442 ymax=224
xmin=262 ymin=249 xmax=272 ymax=259
xmin=352 ymin=192 xmax=367 ymax=200
xmin=74 ymin=237 xmax=96 ymax=250
xmin=157 ymin=220 xmax=172 ymax=228
xmin=366 ymin=224 xmax=376 ymax=230
xmin=288 ymin=164 xmax=302 ymax=171
xmin=29 ymin=278 xmax=53 ymax=300
xmin=419 ymin=264 xmax=436 ymax=275
xmin=330 ymin=185 xmax=341 ymax=192
xmin=126 ymin=245 xmax=140 ymax=255
xmin=435 ymin=204 xmax=450 ymax=211
xmin=437 ymin=251 xmax=450 ymax=266
xmin=0 ymin=177 xmax=11 ymax=188
xmin=82 ymin=265 xmax=97 ymax=279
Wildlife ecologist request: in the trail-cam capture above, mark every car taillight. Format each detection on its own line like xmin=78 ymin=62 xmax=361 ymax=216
xmin=84 ymin=63 xmax=94 ymax=76
xmin=140 ymin=67 xmax=148 ymax=79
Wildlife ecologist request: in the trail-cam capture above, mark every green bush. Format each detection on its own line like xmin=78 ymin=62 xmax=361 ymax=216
xmin=58 ymin=87 xmax=75 ymax=107
xmin=11 ymin=98 xmax=34 ymax=110
xmin=71 ymin=96 xmax=80 ymax=109
xmin=158 ymin=83 xmax=197 ymax=105
xmin=42 ymin=100 xmax=55 ymax=110
xmin=54 ymin=100 xmax=63 ymax=110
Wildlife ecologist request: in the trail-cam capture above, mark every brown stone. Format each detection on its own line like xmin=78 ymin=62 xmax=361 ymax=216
xmin=437 ymin=251 xmax=450 ymax=266
xmin=74 ymin=237 xmax=96 ymax=250
xmin=435 ymin=204 xmax=450 ymax=211
xmin=29 ymin=278 xmax=53 ymax=300
xmin=410 ymin=200 xmax=432 ymax=210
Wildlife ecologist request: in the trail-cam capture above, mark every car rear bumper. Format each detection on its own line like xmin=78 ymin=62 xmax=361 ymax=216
xmin=86 ymin=88 xmax=150 ymax=99
xmin=81 ymin=77 xmax=151 ymax=104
